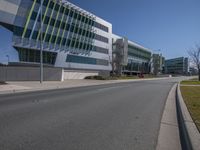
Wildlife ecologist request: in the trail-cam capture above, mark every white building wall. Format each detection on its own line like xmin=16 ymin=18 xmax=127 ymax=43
xmin=0 ymin=0 xmax=21 ymax=26
xmin=55 ymin=11 xmax=113 ymax=72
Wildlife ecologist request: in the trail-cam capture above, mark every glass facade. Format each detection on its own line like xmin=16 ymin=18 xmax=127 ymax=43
xmin=94 ymin=22 xmax=109 ymax=32
xmin=10 ymin=0 xmax=111 ymax=68
xmin=66 ymin=55 xmax=109 ymax=66
xmin=165 ymin=57 xmax=189 ymax=74
xmin=17 ymin=47 xmax=57 ymax=65
xmin=13 ymin=0 xmax=109 ymax=51
xmin=93 ymin=46 xmax=109 ymax=54
xmin=125 ymin=60 xmax=150 ymax=74
xmin=124 ymin=44 xmax=151 ymax=73
xmin=128 ymin=45 xmax=151 ymax=61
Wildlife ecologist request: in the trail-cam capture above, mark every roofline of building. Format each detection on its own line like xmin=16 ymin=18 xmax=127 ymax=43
xmin=128 ymin=41 xmax=152 ymax=53
xmin=165 ymin=57 xmax=188 ymax=61
xmin=61 ymin=0 xmax=112 ymax=25
xmin=112 ymin=33 xmax=152 ymax=53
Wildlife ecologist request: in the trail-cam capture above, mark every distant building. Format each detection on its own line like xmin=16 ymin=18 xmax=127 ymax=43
xmin=112 ymin=34 xmax=151 ymax=76
xmin=165 ymin=57 xmax=189 ymax=75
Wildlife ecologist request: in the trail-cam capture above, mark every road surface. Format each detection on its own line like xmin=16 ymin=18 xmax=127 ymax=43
xmin=0 ymin=78 xmax=182 ymax=150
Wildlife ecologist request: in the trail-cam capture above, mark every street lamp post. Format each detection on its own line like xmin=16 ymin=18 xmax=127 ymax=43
xmin=6 ymin=55 xmax=9 ymax=65
xmin=5 ymin=55 xmax=9 ymax=81
xmin=40 ymin=0 xmax=43 ymax=83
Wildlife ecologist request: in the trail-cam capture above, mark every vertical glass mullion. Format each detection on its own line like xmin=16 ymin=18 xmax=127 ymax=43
xmin=29 ymin=7 xmax=41 ymax=40
xmin=89 ymin=19 xmax=95 ymax=51
xmin=64 ymin=8 xmax=75 ymax=50
xmin=49 ymin=3 xmax=61 ymax=44
xmin=80 ymin=16 xmax=90 ymax=51
xmin=84 ymin=17 xmax=92 ymax=52
xmin=87 ymin=19 xmax=93 ymax=52
xmin=36 ymin=0 xmax=51 ymax=41
xmin=91 ymin=20 xmax=96 ymax=52
xmin=54 ymin=6 xmax=66 ymax=45
xmin=86 ymin=31 xmax=91 ymax=51
xmin=43 ymin=1 xmax=56 ymax=42
xmin=73 ymin=12 xmax=83 ymax=50
xmin=22 ymin=0 xmax=37 ymax=38
xmin=69 ymin=10 xmax=79 ymax=49
xmin=78 ymin=14 xmax=87 ymax=50
xmin=91 ymin=20 xmax=96 ymax=51
xmin=59 ymin=6 xmax=71 ymax=48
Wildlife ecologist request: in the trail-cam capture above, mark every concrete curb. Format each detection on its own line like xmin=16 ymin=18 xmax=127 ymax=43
xmin=176 ymin=83 xmax=200 ymax=150
xmin=156 ymin=83 xmax=181 ymax=150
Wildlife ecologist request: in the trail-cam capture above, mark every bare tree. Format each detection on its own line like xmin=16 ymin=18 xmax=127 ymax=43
xmin=188 ymin=45 xmax=200 ymax=81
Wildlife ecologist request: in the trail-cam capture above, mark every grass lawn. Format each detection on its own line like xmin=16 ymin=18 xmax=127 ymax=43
xmin=180 ymin=86 xmax=200 ymax=131
xmin=190 ymin=78 xmax=199 ymax=81
xmin=181 ymin=80 xmax=200 ymax=85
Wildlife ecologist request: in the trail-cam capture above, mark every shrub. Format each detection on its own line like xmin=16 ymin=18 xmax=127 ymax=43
xmin=85 ymin=75 xmax=106 ymax=80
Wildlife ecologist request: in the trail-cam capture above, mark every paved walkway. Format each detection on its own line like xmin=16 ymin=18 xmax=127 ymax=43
xmin=0 ymin=78 xmax=171 ymax=94
xmin=0 ymin=76 xmax=194 ymax=95
xmin=156 ymin=84 xmax=181 ymax=150
xmin=0 ymin=80 xmax=112 ymax=94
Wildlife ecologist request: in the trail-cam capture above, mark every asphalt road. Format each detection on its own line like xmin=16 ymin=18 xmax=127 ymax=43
xmin=0 ymin=78 xmax=183 ymax=150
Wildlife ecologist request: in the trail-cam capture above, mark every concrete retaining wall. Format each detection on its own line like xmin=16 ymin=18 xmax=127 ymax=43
xmin=63 ymin=70 xmax=98 ymax=80
xmin=0 ymin=66 xmax=63 ymax=81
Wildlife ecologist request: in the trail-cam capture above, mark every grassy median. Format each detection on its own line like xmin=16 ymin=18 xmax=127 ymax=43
xmin=181 ymin=80 xmax=200 ymax=85
xmin=180 ymin=82 xmax=200 ymax=131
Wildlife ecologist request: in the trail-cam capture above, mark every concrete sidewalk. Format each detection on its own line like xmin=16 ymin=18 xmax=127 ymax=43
xmin=0 ymin=76 xmax=192 ymax=95
xmin=156 ymin=84 xmax=181 ymax=150
xmin=0 ymin=80 xmax=112 ymax=94
xmin=0 ymin=77 xmax=172 ymax=95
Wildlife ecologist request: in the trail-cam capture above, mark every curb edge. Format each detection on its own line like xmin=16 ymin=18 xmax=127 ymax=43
xmin=176 ymin=83 xmax=200 ymax=150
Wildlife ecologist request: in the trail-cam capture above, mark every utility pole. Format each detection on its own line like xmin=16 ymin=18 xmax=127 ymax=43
xmin=40 ymin=0 xmax=43 ymax=83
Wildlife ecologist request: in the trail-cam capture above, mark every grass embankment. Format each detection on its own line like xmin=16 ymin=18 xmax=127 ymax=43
xmin=181 ymin=80 xmax=200 ymax=85
xmin=180 ymin=80 xmax=200 ymax=131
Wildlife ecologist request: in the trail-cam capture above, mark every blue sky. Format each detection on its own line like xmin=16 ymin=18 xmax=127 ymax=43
xmin=0 ymin=0 xmax=200 ymax=63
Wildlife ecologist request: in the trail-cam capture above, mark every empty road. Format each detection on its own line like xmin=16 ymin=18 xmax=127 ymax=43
xmin=0 ymin=78 xmax=183 ymax=150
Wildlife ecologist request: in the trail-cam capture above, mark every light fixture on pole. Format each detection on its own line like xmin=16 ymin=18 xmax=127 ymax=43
xmin=6 ymin=55 xmax=9 ymax=65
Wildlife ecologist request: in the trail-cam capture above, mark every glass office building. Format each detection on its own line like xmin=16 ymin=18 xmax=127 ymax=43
xmin=126 ymin=42 xmax=151 ymax=74
xmin=0 ymin=0 xmax=112 ymax=75
xmin=165 ymin=57 xmax=189 ymax=75
xmin=112 ymin=34 xmax=151 ymax=75
xmin=0 ymin=0 xmax=152 ymax=79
